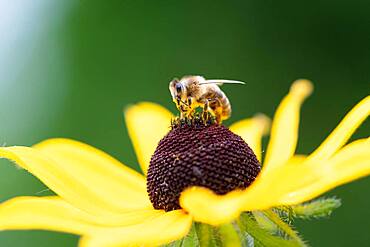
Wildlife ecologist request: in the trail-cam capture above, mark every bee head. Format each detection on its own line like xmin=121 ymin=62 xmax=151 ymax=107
xmin=169 ymin=78 xmax=187 ymax=105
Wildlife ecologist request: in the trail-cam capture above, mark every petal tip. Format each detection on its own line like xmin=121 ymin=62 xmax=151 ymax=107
xmin=124 ymin=101 xmax=174 ymax=124
xmin=253 ymin=113 xmax=271 ymax=135
xmin=290 ymin=79 xmax=314 ymax=99
xmin=124 ymin=101 xmax=169 ymax=113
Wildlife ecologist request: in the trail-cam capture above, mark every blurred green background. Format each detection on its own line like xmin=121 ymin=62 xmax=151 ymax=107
xmin=0 ymin=1 xmax=369 ymax=246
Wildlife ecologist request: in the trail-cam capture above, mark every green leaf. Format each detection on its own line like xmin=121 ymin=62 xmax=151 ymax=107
xmin=238 ymin=213 xmax=300 ymax=247
xmin=194 ymin=222 xmax=222 ymax=247
xmin=162 ymin=239 xmax=183 ymax=247
xmin=162 ymin=223 xmax=199 ymax=247
xmin=262 ymin=210 xmax=307 ymax=246
xmin=218 ymin=223 xmax=242 ymax=247
xmin=252 ymin=211 xmax=278 ymax=233
xmin=291 ymin=197 xmax=341 ymax=219
xmin=274 ymin=206 xmax=295 ymax=224
xmin=182 ymin=224 xmax=199 ymax=247
xmin=232 ymin=222 xmax=254 ymax=247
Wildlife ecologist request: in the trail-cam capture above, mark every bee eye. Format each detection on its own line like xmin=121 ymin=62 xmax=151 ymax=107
xmin=175 ymin=84 xmax=182 ymax=93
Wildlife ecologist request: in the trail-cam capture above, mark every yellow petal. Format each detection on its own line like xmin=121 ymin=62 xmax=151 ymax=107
xmin=125 ymin=102 xmax=174 ymax=175
xmin=308 ymin=95 xmax=370 ymax=161
xmin=180 ymin=187 xmax=244 ymax=226
xmin=263 ymin=79 xmax=313 ymax=170
xmin=0 ymin=196 xmax=164 ymax=235
xmin=79 ymin=210 xmax=192 ymax=247
xmin=229 ymin=114 xmax=270 ymax=161
xmin=238 ymin=155 xmax=310 ymax=212
xmin=279 ymin=138 xmax=370 ymax=205
xmin=0 ymin=196 xmax=96 ymax=235
xmin=1 ymin=139 xmax=151 ymax=216
xmin=238 ymin=140 xmax=369 ymax=209
xmin=180 ymin=155 xmax=314 ymax=224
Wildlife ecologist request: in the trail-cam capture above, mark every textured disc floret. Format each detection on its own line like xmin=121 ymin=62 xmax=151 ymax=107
xmin=146 ymin=118 xmax=261 ymax=211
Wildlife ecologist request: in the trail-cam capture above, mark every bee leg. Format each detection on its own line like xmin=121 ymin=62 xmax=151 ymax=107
xmin=180 ymin=110 xmax=186 ymax=120
xmin=209 ymin=99 xmax=223 ymax=124
xmin=185 ymin=97 xmax=195 ymax=119
xmin=186 ymin=109 xmax=195 ymax=119
xmin=202 ymin=99 xmax=209 ymax=123
xmin=215 ymin=114 xmax=222 ymax=124
xmin=187 ymin=97 xmax=192 ymax=107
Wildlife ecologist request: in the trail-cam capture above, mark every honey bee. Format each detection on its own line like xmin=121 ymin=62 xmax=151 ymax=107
xmin=169 ymin=75 xmax=245 ymax=124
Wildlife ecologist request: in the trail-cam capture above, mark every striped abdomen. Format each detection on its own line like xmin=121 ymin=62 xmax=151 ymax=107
xmin=202 ymin=86 xmax=232 ymax=123
xmin=219 ymin=91 xmax=232 ymax=120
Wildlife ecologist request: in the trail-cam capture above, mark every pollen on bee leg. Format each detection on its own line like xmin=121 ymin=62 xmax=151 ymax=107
xmin=146 ymin=115 xmax=261 ymax=211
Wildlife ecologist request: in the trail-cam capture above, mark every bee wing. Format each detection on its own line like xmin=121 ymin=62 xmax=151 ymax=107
xmin=200 ymin=79 xmax=246 ymax=86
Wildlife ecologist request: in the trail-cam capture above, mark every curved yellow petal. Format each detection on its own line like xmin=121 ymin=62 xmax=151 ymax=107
xmin=180 ymin=187 xmax=243 ymax=226
xmin=229 ymin=114 xmax=270 ymax=161
xmin=234 ymin=155 xmax=311 ymax=212
xmin=263 ymin=79 xmax=313 ymax=170
xmin=34 ymin=139 xmax=151 ymax=212
xmin=0 ymin=196 xmax=164 ymax=235
xmin=279 ymin=138 xmax=370 ymax=205
xmin=0 ymin=196 xmax=97 ymax=235
xmin=238 ymin=139 xmax=369 ymax=209
xmin=179 ymin=156 xmax=308 ymax=226
xmin=308 ymin=95 xmax=370 ymax=161
xmin=125 ymin=102 xmax=174 ymax=175
xmin=79 ymin=210 xmax=192 ymax=247
xmin=0 ymin=139 xmax=151 ymax=216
